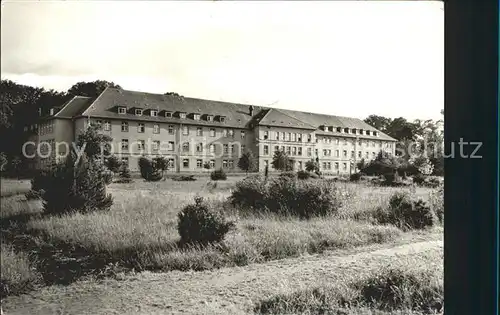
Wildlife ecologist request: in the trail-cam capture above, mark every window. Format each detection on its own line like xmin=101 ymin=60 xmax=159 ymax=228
xmin=298 ymin=147 xmax=302 ymax=156
xmin=180 ymin=112 xmax=187 ymax=119
xmin=150 ymin=110 xmax=158 ymax=117
xmin=335 ymin=138 xmax=339 ymax=145
xmin=343 ymin=163 xmax=347 ymax=170
xmin=95 ymin=120 xmax=102 ymax=129
xmin=168 ymin=125 xmax=174 ymax=134
xmin=182 ymin=142 xmax=189 ymax=152
xmin=292 ymin=147 xmax=297 ymax=156
xmin=351 ymin=151 xmax=355 ymax=158
xmin=165 ymin=111 xmax=173 ymax=118
xmin=118 ymin=107 xmax=127 ymax=114
xmin=323 ymin=162 xmax=327 ymax=169
xmin=207 ymin=115 xmax=214 ymax=122
xmin=241 ymin=145 xmax=246 ymax=154
xmin=358 ymin=151 xmax=362 ymax=158
xmin=373 ymin=131 xmax=378 ymax=137
xmin=209 ymin=160 xmax=215 ymax=168
xmin=366 ymin=152 xmax=369 ymax=158
xmin=327 ymin=162 xmax=332 ymax=170
xmin=168 ymin=158 xmax=175 ymax=168
xmin=291 ymin=133 xmax=296 ymax=142
xmin=104 ymin=121 xmax=111 ymax=131
xmin=323 ymin=149 xmax=327 ymax=156
xmin=343 ymin=150 xmax=347 ymax=157
xmin=138 ymin=140 xmax=145 ymax=150
xmin=228 ymin=129 xmax=234 ymax=137
xmin=264 ymin=145 xmax=269 ymax=155
xmin=366 ymin=130 xmax=371 ymax=136
xmin=371 ymin=141 xmax=375 ymax=147
xmin=182 ymin=126 xmax=189 ymax=135
xmin=230 ymin=144 xmax=236 ymax=154
xmin=307 ymin=134 xmax=311 ymax=142
xmin=297 ymin=134 xmax=302 ymax=142
xmin=121 ymin=157 xmax=129 ymax=165
xmin=276 ymin=132 xmax=280 ymax=140
xmin=194 ymin=114 xmax=201 ymax=120
xmin=323 ymin=138 xmax=327 ymax=144
xmin=209 ymin=144 xmax=215 ymax=154
xmin=219 ymin=116 xmax=226 ymax=123
xmin=196 ymin=127 xmax=203 ymax=136
xmin=223 ymin=160 xmax=228 ymax=168
xmin=335 ymin=162 xmax=339 ymax=170
xmin=307 ymin=148 xmax=312 ymax=156
xmin=152 ymin=141 xmax=160 ymax=151
xmin=196 ymin=159 xmax=203 ymax=168
xmin=344 ymin=128 xmax=349 ymax=133
xmin=241 ymin=131 xmax=246 ymax=139
xmin=315 ymin=149 xmax=319 ymax=156
xmin=168 ymin=141 xmax=175 ymax=151
xmin=264 ymin=131 xmax=269 ymax=140
xmin=183 ymin=159 xmax=189 ymax=168
xmin=196 ymin=143 xmax=203 ymax=153
xmin=335 ymin=150 xmax=339 ymax=157
xmin=264 ymin=160 xmax=269 ymax=167
xmin=274 ymin=146 xmax=279 ymax=153
xmin=372 ymin=152 xmax=376 ymax=158
xmin=135 ymin=109 xmax=143 ymax=116
xmin=210 ymin=128 xmax=216 ymax=137
xmin=298 ymin=161 xmax=303 ymax=170
xmin=153 ymin=124 xmax=160 ymax=134
xmin=286 ymin=133 xmax=291 ymax=141
xmin=228 ymin=160 xmax=234 ymax=169
xmin=138 ymin=123 xmax=145 ymax=133
xmin=358 ymin=140 xmax=362 ymax=146
xmin=286 ymin=146 xmax=291 ymax=155
xmin=379 ymin=142 xmax=383 ymax=148
xmin=121 ymin=139 xmax=129 ymax=150
xmin=223 ymin=144 xmax=229 ymax=154
xmin=121 ymin=121 xmax=129 ymax=132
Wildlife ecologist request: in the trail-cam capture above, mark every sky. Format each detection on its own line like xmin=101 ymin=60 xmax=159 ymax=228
xmin=1 ymin=1 xmax=443 ymax=121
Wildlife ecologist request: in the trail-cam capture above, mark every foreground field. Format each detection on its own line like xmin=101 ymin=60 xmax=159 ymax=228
xmin=2 ymin=239 xmax=443 ymax=315
xmin=1 ymin=176 xmax=443 ymax=314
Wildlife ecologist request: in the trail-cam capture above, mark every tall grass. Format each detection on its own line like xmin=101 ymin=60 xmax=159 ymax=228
xmin=0 ymin=244 xmax=42 ymax=297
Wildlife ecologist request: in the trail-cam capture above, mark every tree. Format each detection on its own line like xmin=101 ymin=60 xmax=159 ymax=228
xmin=76 ymin=123 xmax=113 ymax=161
xmin=68 ymin=80 xmax=121 ymax=98
xmin=138 ymin=156 xmax=162 ymax=181
xmin=356 ymin=158 xmax=366 ymax=172
xmin=271 ymin=150 xmax=293 ymax=172
xmin=153 ymin=156 xmax=168 ymax=178
xmin=305 ymin=159 xmax=319 ymax=173
xmin=105 ymin=155 xmax=121 ymax=173
xmin=364 ymin=115 xmax=392 ymax=133
xmin=238 ymin=151 xmax=256 ymax=174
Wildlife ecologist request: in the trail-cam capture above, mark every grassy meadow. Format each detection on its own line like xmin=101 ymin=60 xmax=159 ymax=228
xmin=0 ymin=175 xmax=443 ymax=301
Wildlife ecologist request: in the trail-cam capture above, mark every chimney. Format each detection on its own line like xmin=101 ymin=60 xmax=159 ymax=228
xmin=249 ymin=105 xmax=254 ymax=116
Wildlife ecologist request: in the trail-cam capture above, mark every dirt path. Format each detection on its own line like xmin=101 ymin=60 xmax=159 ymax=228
xmin=2 ymin=240 xmax=443 ymax=315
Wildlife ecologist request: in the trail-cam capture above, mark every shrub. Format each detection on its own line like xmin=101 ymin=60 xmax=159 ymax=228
xmin=138 ymin=156 xmax=163 ymax=181
xmin=172 ymin=175 xmax=196 ymax=181
xmin=279 ymin=171 xmax=296 ymax=179
xmin=425 ymin=176 xmax=441 ymax=188
xmin=230 ymin=176 xmax=345 ymax=219
xmin=349 ymin=172 xmax=365 ymax=182
xmin=297 ymin=170 xmax=311 ymax=180
xmin=42 ymin=154 xmax=113 ymax=215
xmin=104 ymin=155 xmax=121 ymax=173
xmin=177 ymin=197 xmax=234 ymax=245
xmin=376 ymin=191 xmax=435 ymax=230
xmin=210 ymin=168 xmax=227 ymax=181
xmin=115 ymin=163 xmax=132 ymax=183
xmin=382 ymin=172 xmax=404 ymax=186
xmin=429 ymin=185 xmax=444 ymax=224
xmin=413 ymin=173 xmax=426 ymax=185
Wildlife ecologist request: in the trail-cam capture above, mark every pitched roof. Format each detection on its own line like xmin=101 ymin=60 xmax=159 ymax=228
xmin=73 ymin=87 xmax=396 ymax=141
xmin=55 ymin=96 xmax=93 ymax=118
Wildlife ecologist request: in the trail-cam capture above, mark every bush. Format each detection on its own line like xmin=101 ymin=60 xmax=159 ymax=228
xmin=429 ymin=185 xmax=444 ymax=224
xmin=279 ymin=171 xmax=297 ymax=179
xmin=230 ymin=176 xmax=346 ymax=219
xmin=413 ymin=173 xmax=426 ymax=185
xmin=382 ymin=172 xmax=405 ymax=186
xmin=297 ymin=170 xmax=311 ymax=180
xmin=210 ymin=168 xmax=227 ymax=181
xmin=138 ymin=156 xmax=163 ymax=181
xmin=115 ymin=163 xmax=132 ymax=183
xmin=172 ymin=175 xmax=196 ymax=181
xmin=41 ymin=154 xmax=113 ymax=215
xmin=349 ymin=172 xmax=365 ymax=182
xmin=376 ymin=191 xmax=435 ymax=230
xmin=177 ymin=197 xmax=234 ymax=245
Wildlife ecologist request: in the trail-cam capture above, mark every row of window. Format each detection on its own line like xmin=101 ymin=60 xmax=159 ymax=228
xmin=261 ymin=159 xmax=350 ymax=171
xmin=117 ymin=107 xmax=227 ymax=123
xmin=120 ymin=139 xmax=246 ymax=154
xmin=95 ymin=120 xmax=246 ymax=138
xmin=319 ymin=126 xmax=378 ymax=137
xmin=262 ymin=145 xmax=381 ymax=159
xmin=317 ymin=137 xmax=390 ymax=148
xmin=37 ymin=121 xmax=55 ymax=135
xmin=262 ymin=131 xmax=389 ymax=146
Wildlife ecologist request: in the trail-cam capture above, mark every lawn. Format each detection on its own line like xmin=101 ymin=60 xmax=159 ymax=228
xmin=0 ymin=176 xmax=443 ymax=297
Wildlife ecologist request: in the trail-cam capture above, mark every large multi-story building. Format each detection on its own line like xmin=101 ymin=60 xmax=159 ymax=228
xmin=25 ymin=87 xmax=396 ymax=174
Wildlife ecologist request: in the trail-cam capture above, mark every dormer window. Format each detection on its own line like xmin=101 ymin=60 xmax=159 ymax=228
xmin=359 ymin=129 xmax=364 ymax=135
xmin=328 ymin=126 xmax=334 ymax=132
xmin=118 ymin=107 xmax=127 ymax=114
xmin=344 ymin=128 xmax=349 ymax=134
xmin=373 ymin=131 xmax=378 ymax=136
xmin=207 ymin=115 xmax=214 ymax=122
xmin=337 ymin=127 xmax=342 ymax=132
xmin=135 ymin=109 xmax=143 ymax=116
xmin=219 ymin=116 xmax=226 ymax=123
xmin=352 ymin=128 xmax=357 ymax=134
xmin=179 ymin=112 xmax=187 ymax=119
xmin=366 ymin=130 xmax=371 ymax=136
xmin=165 ymin=111 xmax=172 ymax=118
xmin=193 ymin=114 xmax=201 ymax=121
xmin=150 ymin=110 xmax=158 ymax=117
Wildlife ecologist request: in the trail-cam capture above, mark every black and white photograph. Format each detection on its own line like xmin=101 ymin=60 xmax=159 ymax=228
xmin=1 ymin=1 xmax=445 ymax=314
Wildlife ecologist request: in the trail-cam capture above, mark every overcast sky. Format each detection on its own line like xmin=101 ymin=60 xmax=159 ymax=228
xmin=1 ymin=1 xmax=443 ymax=121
